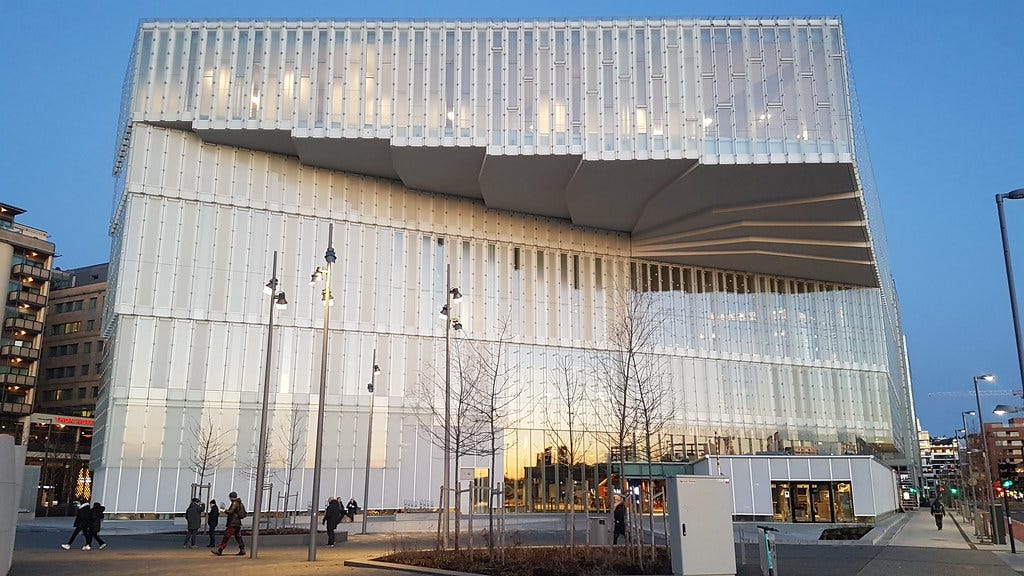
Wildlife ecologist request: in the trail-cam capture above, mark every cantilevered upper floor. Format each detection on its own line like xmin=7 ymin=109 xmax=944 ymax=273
xmin=115 ymin=18 xmax=881 ymax=286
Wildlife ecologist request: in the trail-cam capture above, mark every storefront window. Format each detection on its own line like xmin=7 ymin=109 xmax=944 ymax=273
xmin=834 ymin=482 xmax=855 ymax=522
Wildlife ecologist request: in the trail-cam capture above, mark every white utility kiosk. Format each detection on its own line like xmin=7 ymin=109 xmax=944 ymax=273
xmin=665 ymin=475 xmax=736 ymax=576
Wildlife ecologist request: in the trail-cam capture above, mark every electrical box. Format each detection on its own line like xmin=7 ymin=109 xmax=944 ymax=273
xmin=665 ymin=475 xmax=736 ymax=576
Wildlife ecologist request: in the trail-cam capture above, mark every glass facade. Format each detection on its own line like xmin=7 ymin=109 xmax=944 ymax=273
xmin=117 ymin=19 xmax=852 ymax=164
xmin=92 ymin=18 xmax=915 ymax=514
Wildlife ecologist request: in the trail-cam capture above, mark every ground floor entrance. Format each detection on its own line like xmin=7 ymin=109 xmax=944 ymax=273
xmin=771 ymin=481 xmax=855 ymax=522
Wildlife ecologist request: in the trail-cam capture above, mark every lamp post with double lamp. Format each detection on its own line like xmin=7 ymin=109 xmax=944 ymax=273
xmin=251 ymin=251 xmax=288 ymax=559
xmin=973 ymin=373 xmax=1000 ymax=542
xmin=438 ymin=263 xmax=462 ymax=549
xmin=308 ymin=224 xmax=336 ymax=562
xmin=361 ymin=350 xmax=381 ymax=535
xmin=997 ymin=189 xmax=1024 ymax=401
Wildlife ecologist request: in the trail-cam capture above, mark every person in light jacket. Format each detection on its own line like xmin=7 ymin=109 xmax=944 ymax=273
xmin=184 ymin=497 xmax=203 ymax=548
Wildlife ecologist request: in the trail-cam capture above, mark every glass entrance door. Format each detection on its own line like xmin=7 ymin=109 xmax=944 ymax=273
xmin=793 ymin=483 xmax=812 ymax=522
xmin=771 ymin=482 xmax=792 ymax=522
xmin=811 ymin=483 xmax=834 ymax=523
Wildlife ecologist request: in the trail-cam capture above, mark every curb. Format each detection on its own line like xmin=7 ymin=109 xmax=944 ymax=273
xmin=344 ymin=559 xmax=483 ymax=576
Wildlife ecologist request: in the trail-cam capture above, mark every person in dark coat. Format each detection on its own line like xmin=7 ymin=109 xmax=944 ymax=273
xmin=206 ymin=499 xmax=220 ymax=547
xmin=322 ymin=498 xmax=343 ymax=546
xmin=612 ymin=496 xmax=627 ymax=545
xmin=87 ymin=502 xmax=107 ymax=549
xmin=212 ymin=491 xmax=246 ymax=556
xmin=346 ymin=498 xmax=358 ymax=522
xmin=184 ymin=497 xmax=203 ymax=548
xmin=61 ymin=502 xmax=93 ymax=550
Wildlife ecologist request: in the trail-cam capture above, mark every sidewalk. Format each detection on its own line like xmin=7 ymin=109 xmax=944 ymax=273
xmin=12 ymin=510 xmax=1024 ymax=575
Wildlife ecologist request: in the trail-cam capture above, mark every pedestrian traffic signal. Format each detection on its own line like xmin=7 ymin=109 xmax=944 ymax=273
xmin=1003 ymin=479 xmax=1014 ymax=488
xmin=950 ymin=487 xmax=959 ymax=495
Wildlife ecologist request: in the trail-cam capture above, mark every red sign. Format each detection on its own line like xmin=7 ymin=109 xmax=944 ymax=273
xmin=54 ymin=416 xmax=94 ymax=427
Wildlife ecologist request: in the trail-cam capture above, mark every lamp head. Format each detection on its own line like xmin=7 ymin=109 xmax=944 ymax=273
xmin=976 ymin=374 xmax=995 ymax=382
xmin=452 ymin=319 xmax=463 ymax=331
xmin=373 ymin=364 xmax=381 ymax=375
xmin=449 ymin=287 xmax=463 ymax=302
xmin=439 ymin=304 xmax=450 ymax=318
xmin=963 ymin=410 xmax=976 ymax=416
xmin=310 ymin=269 xmax=322 ymax=286
xmin=1005 ymin=188 xmax=1024 ymax=200
xmin=264 ymin=280 xmax=276 ymax=295
xmin=274 ymin=292 xmax=288 ymax=310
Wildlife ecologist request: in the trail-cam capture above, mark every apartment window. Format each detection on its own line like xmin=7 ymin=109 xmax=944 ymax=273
xmin=92 ymin=386 xmax=99 ymax=398
xmin=51 ymin=321 xmax=81 ymax=335
xmin=83 ymin=342 xmax=92 ymax=354
xmin=81 ymin=364 xmax=89 ymax=375
xmin=86 ymin=319 xmax=95 ymax=331
xmin=89 ymin=298 xmax=98 ymax=310
xmin=78 ymin=387 xmax=87 ymax=399
xmin=97 ymin=341 xmax=105 ymax=353
xmin=48 ymin=344 xmax=79 ymax=357
xmin=95 ymin=363 xmax=101 ymax=374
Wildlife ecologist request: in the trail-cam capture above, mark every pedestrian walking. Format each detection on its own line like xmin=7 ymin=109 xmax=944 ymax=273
xmin=211 ymin=491 xmax=247 ymax=556
xmin=87 ymin=502 xmax=107 ymax=550
xmin=60 ymin=501 xmax=93 ymax=550
xmin=184 ymin=497 xmax=203 ymax=548
xmin=346 ymin=498 xmax=358 ymax=522
xmin=206 ymin=499 xmax=220 ymax=547
xmin=612 ymin=495 xmax=627 ymax=545
xmin=930 ymin=498 xmax=945 ymax=530
xmin=322 ymin=498 xmax=343 ymax=546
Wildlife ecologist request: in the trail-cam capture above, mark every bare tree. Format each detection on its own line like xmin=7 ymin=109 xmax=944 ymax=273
xmin=412 ymin=335 xmax=488 ymax=549
xmin=545 ymin=353 xmax=590 ymax=549
xmin=464 ymin=318 xmax=522 ymax=557
xmin=271 ymin=409 xmax=307 ymax=522
xmin=596 ymin=289 xmax=663 ymax=563
xmin=188 ymin=416 xmax=234 ymax=488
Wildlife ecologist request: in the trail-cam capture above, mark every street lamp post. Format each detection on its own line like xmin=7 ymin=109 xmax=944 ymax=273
xmin=996 ymin=189 xmax=1024 ymax=401
xmin=961 ymin=409 xmax=978 ymax=520
xmin=974 ymin=374 xmax=1000 ymax=542
xmin=439 ymin=263 xmax=462 ymax=549
xmin=361 ymin=350 xmax=381 ymax=535
xmin=308 ymin=224 xmax=336 ymax=562
xmin=251 ymin=251 xmax=288 ymax=559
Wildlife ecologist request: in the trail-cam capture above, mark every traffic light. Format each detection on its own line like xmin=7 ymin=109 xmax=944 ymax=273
xmin=1003 ymin=479 xmax=1015 ymax=489
xmin=950 ymin=487 xmax=959 ymax=495
xmin=995 ymin=484 xmax=1005 ymax=497
xmin=998 ymin=461 xmax=1015 ymax=480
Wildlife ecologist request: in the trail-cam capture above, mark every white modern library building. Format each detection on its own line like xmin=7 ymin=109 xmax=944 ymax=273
xmin=92 ymin=17 xmax=917 ymax=516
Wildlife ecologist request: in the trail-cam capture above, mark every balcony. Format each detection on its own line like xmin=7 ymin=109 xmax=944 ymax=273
xmin=0 ymin=372 xmax=33 ymax=387
xmin=0 ymin=345 xmax=39 ymax=361
xmin=7 ymin=290 xmax=45 ymax=307
xmin=11 ymin=262 xmax=50 ymax=282
xmin=0 ymin=400 xmax=32 ymax=416
xmin=4 ymin=316 xmax=44 ymax=334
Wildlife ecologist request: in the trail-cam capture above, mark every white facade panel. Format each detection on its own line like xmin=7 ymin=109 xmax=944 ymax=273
xmin=95 ymin=17 xmax=917 ymax=513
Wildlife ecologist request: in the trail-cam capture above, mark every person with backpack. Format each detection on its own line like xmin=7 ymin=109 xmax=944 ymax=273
xmin=87 ymin=502 xmax=107 ymax=550
xmin=930 ymin=498 xmax=945 ymax=530
xmin=211 ymin=491 xmax=247 ymax=556
xmin=322 ymin=498 xmax=343 ymax=546
xmin=60 ymin=501 xmax=93 ymax=550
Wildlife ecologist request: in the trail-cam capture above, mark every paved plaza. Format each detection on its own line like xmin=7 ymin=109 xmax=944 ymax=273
xmin=9 ymin=509 xmax=1024 ymax=576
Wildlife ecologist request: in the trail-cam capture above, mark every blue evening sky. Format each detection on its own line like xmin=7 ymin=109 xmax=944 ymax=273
xmin=1 ymin=1 xmax=1021 ymax=437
